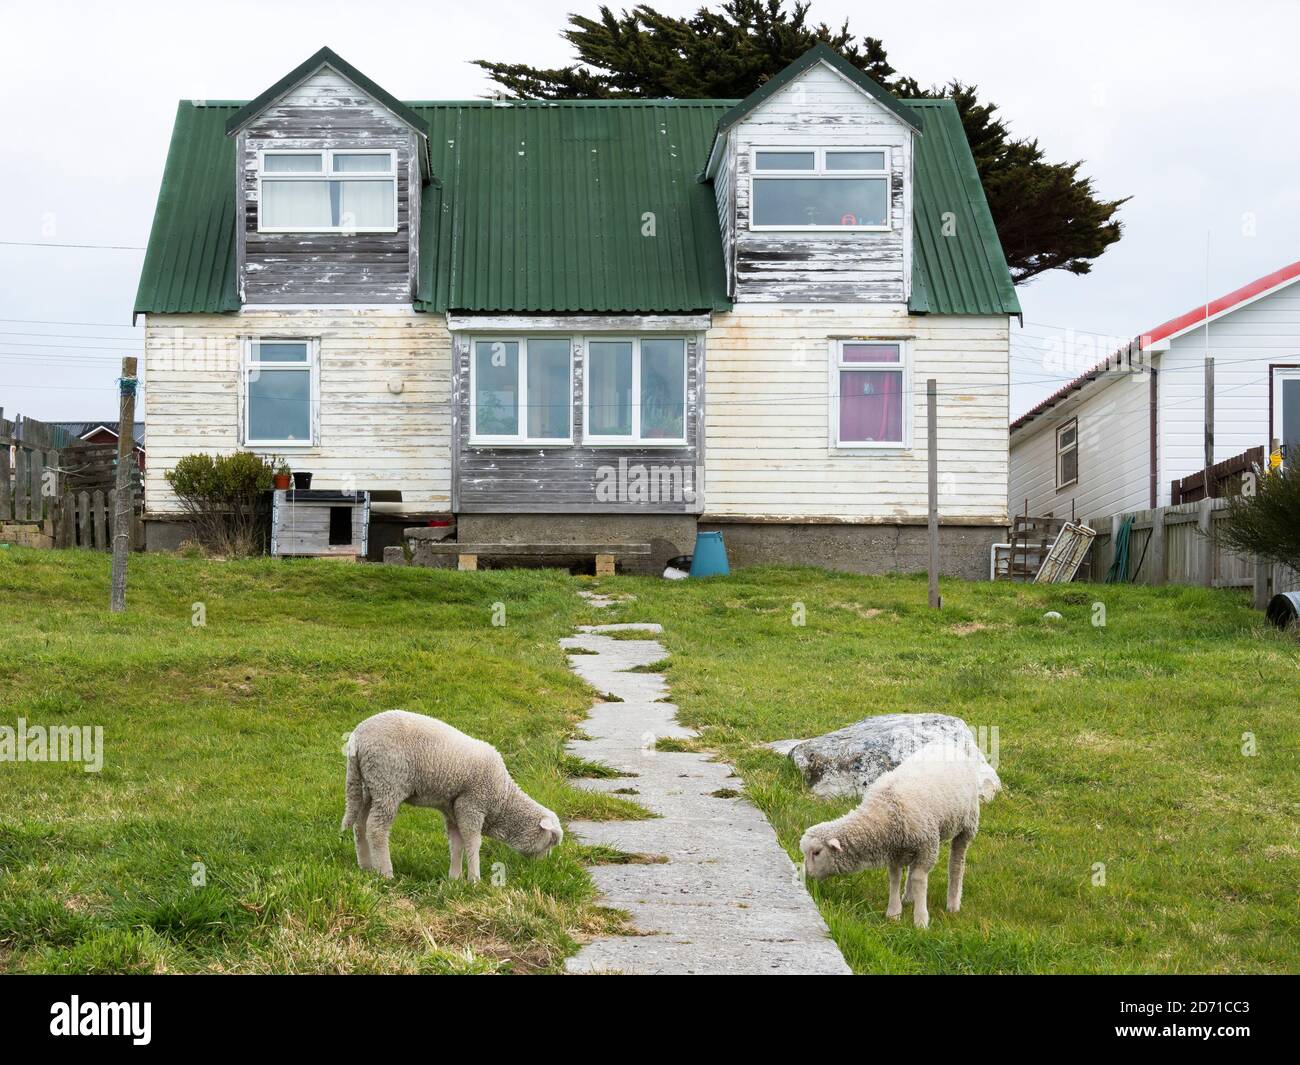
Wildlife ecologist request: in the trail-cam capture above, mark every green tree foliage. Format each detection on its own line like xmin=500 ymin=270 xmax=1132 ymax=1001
xmin=165 ymin=452 xmax=273 ymax=557
xmin=1217 ymin=465 xmax=1300 ymax=572
xmin=475 ymin=0 xmax=1128 ymax=282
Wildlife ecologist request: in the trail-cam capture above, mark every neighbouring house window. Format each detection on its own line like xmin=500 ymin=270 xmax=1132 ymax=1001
xmin=751 ymin=147 xmax=890 ymax=230
xmin=585 ymin=337 xmax=687 ymax=444
xmin=259 ymin=150 xmax=397 ymax=232
xmin=244 ymin=339 xmax=316 ymax=446
xmin=1056 ymin=418 xmax=1079 ymax=488
xmin=470 ymin=338 xmax=573 ymax=444
xmin=832 ymin=340 xmax=907 ymax=447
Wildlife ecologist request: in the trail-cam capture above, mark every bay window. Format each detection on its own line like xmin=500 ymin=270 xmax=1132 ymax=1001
xmin=585 ymin=337 xmax=686 ymax=444
xmin=832 ymin=340 xmax=908 ymax=448
xmin=471 ymin=337 xmax=573 ymax=444
xmin=244 ymin=339 xmax=316 ymax=447
xmin=258 ymin=150 xmax=397 ymax=232
xmin=751 ymin=147 xmax=890 ymax=230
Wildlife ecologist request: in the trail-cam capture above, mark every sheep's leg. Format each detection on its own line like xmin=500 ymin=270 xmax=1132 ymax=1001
xmin=366 ymin=799 xmax=399 ymax=879
xmin=886 ymin=865 xmax=904 ymax=919
xmin=947 ymin=831 xmax=972 ymax=913
xmin=353 ymin=792 xmax=374 ymax=870
xmin=442 ymin=814 xmax=464 ymax=881
xmin=454 ymin=800 xmax=485 ymax=885
xmin=908 ymin=865 xmax=931 ymax=929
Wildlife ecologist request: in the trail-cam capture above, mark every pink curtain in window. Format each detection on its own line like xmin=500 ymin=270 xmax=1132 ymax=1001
xmin=840 ymin=370 xmax=902 ymax=443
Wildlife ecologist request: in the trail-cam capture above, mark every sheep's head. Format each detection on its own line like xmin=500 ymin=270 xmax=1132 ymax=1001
xmin=512 ymin=804 xmax=564 ymax=857
xmin=800 ymin=829 xmax=847 ymax=880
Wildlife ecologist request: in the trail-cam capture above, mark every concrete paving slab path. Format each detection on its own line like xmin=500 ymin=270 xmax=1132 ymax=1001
xmin=561 ymin=608 xmax=851 ymax=976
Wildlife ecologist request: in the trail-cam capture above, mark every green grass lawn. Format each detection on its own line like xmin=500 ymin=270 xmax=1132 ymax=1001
xmin=1 ymin=547 xmax=1295 ymax=973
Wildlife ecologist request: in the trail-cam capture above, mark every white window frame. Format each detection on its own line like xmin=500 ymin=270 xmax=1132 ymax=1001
xmin=583 ymin=336 xmax=689 ymax=447
xmin=257 ymin=148 xmax=398 ymax=234
xmin=1056 ymin=417 xmax=1079 ymax=489
xmin=468 ymin=336 xmax=575 ymax=446
xmin=1272 ymin=366 xmax=1300 ymax=464
xmin=242 ymin=338 xmax=319 ymax=449
xmin=749 ymin=146 xmax=891 ymax=232
xmin=828 ymin=339 xmax=911 ymax=451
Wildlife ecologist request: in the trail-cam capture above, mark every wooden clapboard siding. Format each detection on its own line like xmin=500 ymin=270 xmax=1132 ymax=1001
xmin=452 ymin=333 xmax=703 ymax=513
xmin=1009 ymin=368 xmax=1152 ymax=520
xmin=237 ymin=68 xmax=421 ymax=305
xmin=727 ymin=63 xmax=912 ymax=304
xmin=703 ymin=305 xmax=1008 ymax=522
xmin=142 ymin=309 xmax=450 ymax=515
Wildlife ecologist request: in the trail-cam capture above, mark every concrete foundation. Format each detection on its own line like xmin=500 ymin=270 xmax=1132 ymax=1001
xmin=454 ymin=513 xmax=697 ymax=575
xmin=697 ymin=520 xmax=1004 ymax=580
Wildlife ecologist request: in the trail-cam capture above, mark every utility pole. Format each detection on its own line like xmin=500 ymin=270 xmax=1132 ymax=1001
xmin=1203 ymin=355 xmax=1215 ymax=494
xmin=927 ymin=378 xmax=940 ymax=609
xmin=110 ymin=357 xmax=137 ymax=613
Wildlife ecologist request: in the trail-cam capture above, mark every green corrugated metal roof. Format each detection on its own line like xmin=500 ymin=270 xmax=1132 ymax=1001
xmin=413 ymin=100 xmax=731 ymax=314
xmin=135 ymin=86 xmax=1018 ymax=317
xmin=904 ymin=99 xmax=1020 ymax=316
xmin=135 ymin=102 xmax=240 ymax=319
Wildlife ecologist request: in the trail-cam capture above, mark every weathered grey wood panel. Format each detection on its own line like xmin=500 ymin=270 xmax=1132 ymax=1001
xmin=453 ymin=333 xmax=703 ymax=514
xmin=237 ymin=68 xmax=421 ymax=305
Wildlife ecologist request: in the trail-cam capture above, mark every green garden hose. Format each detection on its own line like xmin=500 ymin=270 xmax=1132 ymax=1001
xmin=1105 ymin=514 xmax=1134 ymax=583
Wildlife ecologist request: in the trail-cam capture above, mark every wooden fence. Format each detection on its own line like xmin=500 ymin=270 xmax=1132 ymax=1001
xmin=1170 ymin=446 xmax=1265 ymax=505
xmin=1 ymin=411 xmax=142 ymax=551
xmin=1088 ymin=498 xmax=1296 ymax=603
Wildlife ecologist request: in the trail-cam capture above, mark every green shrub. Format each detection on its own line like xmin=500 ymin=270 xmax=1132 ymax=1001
xmin=1217 ymin=463 xmax=1300 ymax=571
xmin=165 ymin=452 xmax=273 ymax=556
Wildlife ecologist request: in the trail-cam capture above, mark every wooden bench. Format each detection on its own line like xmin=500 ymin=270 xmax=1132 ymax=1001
xmin=446 ymin=543 xmax=649 ymax=576
xmin=403 ymin=535 xmax=651 ymax=575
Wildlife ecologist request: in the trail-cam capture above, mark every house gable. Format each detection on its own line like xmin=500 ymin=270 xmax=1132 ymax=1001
xmin=707 ymin=58 xmax=916 ymax=304
xmin=230 ymin=51 xmax=429 ymax=305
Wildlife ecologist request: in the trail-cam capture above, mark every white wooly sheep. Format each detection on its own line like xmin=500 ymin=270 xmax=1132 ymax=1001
xmin=800 ymin=737 xmax=1000 ymax=928
xmin=341 ymin=710 xmax=563 ymax=882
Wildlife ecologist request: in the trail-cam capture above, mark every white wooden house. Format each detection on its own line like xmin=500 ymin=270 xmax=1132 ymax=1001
xmin=1009 ymin=261 xmax=1300 ymax=521
xmin=135 ymin=45 xmax=1020 ymax=573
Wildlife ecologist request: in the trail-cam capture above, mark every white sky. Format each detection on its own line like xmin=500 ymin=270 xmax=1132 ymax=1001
xmin=1 ymin=0 xmax=1297 ymax=421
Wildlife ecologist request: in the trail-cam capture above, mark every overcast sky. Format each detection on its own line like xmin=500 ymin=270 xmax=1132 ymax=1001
xmin=1 ymin=0 xmax=1296 ymax=422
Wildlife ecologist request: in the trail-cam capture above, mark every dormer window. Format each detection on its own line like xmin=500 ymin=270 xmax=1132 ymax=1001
xmin=258 ymin=149 xmax=397 ymax=233
xmin=750 ymin=147 xmax=890 ymax=231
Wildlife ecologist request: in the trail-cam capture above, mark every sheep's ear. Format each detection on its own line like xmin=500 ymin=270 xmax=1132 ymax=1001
xmin=827 ymin=838 xmax=843 ymax=853
xmin=539 ymin=817 xmax=553 ymax=831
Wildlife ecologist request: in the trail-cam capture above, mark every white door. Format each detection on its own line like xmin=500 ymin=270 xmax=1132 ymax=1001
xmin=1274 ymin=367 xmax=1300 ymax=463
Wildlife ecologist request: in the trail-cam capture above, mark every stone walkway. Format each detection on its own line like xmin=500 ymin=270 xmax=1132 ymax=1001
xmin=561 ymin=607 xmax=850 ymax=975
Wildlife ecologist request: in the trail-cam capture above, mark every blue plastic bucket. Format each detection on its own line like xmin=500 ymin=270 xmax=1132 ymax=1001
xmin=689 ymin=531 xmax=730 ymax=577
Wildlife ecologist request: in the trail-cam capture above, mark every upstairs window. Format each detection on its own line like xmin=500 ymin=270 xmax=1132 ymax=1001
xmin=750 ymin=147 xmax=890 ymax=231
xmin=1056 ymin=418 xmax=1079 ymax=488
xmin=259 ymin=150 xmax=397 ymax=233
xmin=471 ymin=338 xmax=573 ymax=444
xmin=832 ymin=340 xmax=907 ymax=448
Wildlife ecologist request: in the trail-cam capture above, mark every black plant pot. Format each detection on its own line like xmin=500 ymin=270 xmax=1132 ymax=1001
xmin=292 ymin=471 xmax=313 ymax=490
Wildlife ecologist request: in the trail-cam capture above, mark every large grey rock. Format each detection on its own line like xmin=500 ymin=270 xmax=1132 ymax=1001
xmin=772 ymin=713 xmax=989 ymax=799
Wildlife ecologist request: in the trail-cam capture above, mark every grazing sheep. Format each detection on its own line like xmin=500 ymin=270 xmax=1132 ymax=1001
xmin=341 ymin=710 xmax=563 ymax=882
xmin=800 ymin=738 xmax=1000 ymax=928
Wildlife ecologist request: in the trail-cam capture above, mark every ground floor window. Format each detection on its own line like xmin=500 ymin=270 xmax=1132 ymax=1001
xmin=471 ymin=337 xmax=573 ymax=443
xmin=585 ymin=337 xmax=687 ymax=444
xmin=831 ymin=340 xmax=907 ymax=447
xmin=244 ymin=338 xmax=316 ymax=447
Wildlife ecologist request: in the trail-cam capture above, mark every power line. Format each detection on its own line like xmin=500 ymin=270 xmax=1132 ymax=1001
xmin=0 ymin=316 xmax=139 ymax=329
xmin=0 ymin=240 xmax=145 ymax=251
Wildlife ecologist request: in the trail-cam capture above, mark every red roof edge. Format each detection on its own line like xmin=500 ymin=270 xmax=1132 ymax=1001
xmin=1012 ymin=259 xmax=1300 ymax=433
xmin=1146 ymin=259 xmax=1300 ymax=345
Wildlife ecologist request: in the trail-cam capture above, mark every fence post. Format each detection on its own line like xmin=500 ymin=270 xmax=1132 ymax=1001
xmin=110 ymin=358 xmax=138 ymax=611
xmin=0 ymin=408 xmax=10 ymax=521
xmin=78 ymin=490 xmax=91 ymax=547
xmin=1150 ymin=507 xmax=1166 ymax=586
xmin=1197 ymin=498 xmax=1214 ymax=588
xmin=927 ymin=379 xmax=940 ymax=609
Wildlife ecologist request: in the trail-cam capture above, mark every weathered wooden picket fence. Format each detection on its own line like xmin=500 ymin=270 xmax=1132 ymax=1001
xmin=1089 ymin=498 xmax=1296 ymax=603
xmin=1 ymin=411 xmax=142 ymax=551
